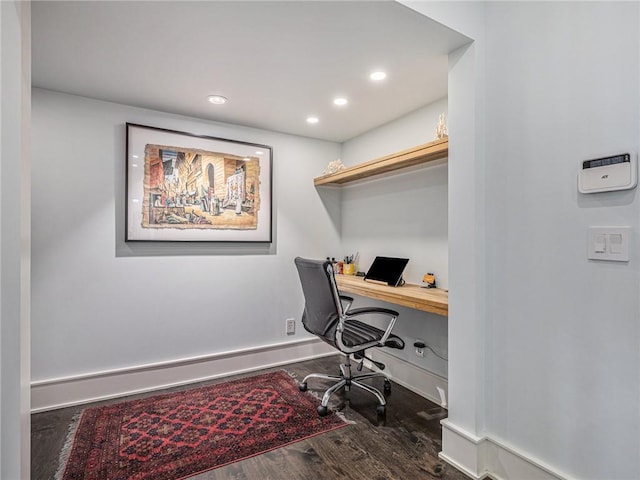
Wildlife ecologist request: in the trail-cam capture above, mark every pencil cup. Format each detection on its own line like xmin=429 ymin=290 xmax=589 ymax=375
xmin=343 ymin=263 xmax=355 ymax=275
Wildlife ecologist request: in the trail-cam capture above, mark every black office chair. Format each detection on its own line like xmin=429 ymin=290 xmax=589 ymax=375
xmin=294 ymin=257 xmax=405 ymax=417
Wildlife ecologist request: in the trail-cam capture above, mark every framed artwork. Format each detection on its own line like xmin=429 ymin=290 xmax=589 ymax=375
xmin=126 ymin=123 xmax=272 ymax=242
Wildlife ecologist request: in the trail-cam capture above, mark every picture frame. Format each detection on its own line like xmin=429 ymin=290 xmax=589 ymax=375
xmin=126 ymin=123 xmax=272 ymax=242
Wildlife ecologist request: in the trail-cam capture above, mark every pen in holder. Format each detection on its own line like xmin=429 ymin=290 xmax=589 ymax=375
xmin=343 ymin=252 xmax=358 ymax=275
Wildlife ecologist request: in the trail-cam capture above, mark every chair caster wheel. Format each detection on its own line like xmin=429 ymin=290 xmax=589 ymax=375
xmin=376 ymin=405 xmax=386 ymax=417
xmin=317 ymin=405 xmax=329 ymax=416
xmin=299 ymin=382 xmax=308 ymax=392
xmin=383 ymin=380 xmax=391 ymax=394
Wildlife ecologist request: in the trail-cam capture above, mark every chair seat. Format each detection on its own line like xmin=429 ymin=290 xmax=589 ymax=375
xmin=343 ymin=319 xmax=405 ymax=349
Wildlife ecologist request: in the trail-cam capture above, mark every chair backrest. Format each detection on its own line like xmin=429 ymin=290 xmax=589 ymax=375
xmin=294 ymin=257 xmax=342 ymax=346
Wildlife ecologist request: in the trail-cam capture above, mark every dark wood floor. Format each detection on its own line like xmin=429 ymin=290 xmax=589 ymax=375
xmin=32 ymin=356 xmax=468 ymax=480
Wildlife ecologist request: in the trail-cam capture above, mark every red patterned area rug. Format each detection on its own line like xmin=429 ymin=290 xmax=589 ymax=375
xmin=57 ymin=370 xmax=346 ymax=479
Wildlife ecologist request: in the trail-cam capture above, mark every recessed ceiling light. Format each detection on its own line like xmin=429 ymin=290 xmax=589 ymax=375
xmin=255 ymin=151 xmax=264 ymax=155
xmin=208 ymin=95 xmax=228 ymax=105
xmin=306 ymin=116 xmax=319 ymax=124
xmin=369 ymin=71 xmax=387 ymax=81
xmin=333 ymin=97 xmax=348 ymax=106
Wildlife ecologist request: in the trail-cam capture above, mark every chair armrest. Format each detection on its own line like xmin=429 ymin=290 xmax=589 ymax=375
xmin=336 ymin=307 xmax=399 ymax=352
xmin=346 ymin=306 xmax=399 ymax=317
xmin=339 ymin=295 xmax=354 ymax=313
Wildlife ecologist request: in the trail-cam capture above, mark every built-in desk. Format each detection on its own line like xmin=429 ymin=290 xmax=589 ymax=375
xmin=335 ymin=274 xmax=448 ymax=317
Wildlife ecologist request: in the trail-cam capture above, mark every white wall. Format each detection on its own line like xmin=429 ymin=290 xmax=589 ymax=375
xmin=403 ymin=2 xmax=489 ymax=448
xmin=338 ymin=99 xmax=450 ymax=378
xmin=31 ymin=89 xmax=341 ymax=383
xmin=1 ymin=1 xmax=31 ymax=477
xmin=484 ymin=3 xmax=639 ymax=479
xmin=404 ymin=2 xmax=640 ymax=480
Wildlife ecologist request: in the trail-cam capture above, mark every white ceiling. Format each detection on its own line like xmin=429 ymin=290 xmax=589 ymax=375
xmin=31 ymin=1 xmax=470 ymax=143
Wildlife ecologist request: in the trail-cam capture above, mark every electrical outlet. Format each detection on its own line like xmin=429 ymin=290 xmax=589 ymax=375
xmin=414 ymin=339 xmax=425 ymax=358
xmin=286 ymin=318 xmax=296 ymax=335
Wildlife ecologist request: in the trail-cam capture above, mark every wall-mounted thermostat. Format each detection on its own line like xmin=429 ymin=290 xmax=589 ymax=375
xmin=578 ymin=153 xmax=637 ymax=194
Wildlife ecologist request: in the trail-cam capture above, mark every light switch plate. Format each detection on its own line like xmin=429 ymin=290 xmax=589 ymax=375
xmin=588 ymin=227 xmax=630 ymax=261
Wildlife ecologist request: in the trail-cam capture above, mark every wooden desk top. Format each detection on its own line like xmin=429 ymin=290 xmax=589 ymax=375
xmin=335 ymin=274 xmax=448 ymax=317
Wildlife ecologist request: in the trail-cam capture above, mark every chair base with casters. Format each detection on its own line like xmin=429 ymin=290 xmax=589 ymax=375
xmin=294 ymin=257 xmax=405 ymax=418
xmin=299 ymin=353 xmax=392 ymax=417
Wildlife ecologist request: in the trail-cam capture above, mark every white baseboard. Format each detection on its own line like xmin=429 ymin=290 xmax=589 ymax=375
xmin=31 ymin=338 xmax=336 ymax=413
xmin=440 ymin=419 xmax=574 ymax=480
xmin=440 ymin=419 xmax=488 ymax=479
xmin=364 ymin=348 xmax=448 ymax=408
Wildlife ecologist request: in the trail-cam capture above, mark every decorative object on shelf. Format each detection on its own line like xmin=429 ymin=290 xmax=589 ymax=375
xmin=435 ymin=113 xmax=448 ymax=139
xmin=126 ymin=123 xmax=272 ymax=242
xmin=325 ymin=158 xmax=345 ymax=174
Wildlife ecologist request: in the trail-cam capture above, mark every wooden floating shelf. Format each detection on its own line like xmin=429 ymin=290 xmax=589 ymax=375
xmin=335 ymin=274 xmax=448 ymax=317
xmin=314 ymin=137 xmax=448 ymax=186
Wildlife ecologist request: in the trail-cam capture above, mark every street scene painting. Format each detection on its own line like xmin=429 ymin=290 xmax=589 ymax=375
xmin=126 ymin=124 xmax=272 ymax=242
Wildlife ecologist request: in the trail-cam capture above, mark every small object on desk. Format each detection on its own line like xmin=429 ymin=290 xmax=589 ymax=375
xmin=330 ymin=257 xmax=337 ymax=273
xmin=364 ymin=256 xmax=409 ymax=287
xmin=355 ymin=271 xmax=365 ymax=277
xmin=342 ymin=252 xmax=358 ymax=275
xmin=422 ymin=273 xmax=436 ymax=288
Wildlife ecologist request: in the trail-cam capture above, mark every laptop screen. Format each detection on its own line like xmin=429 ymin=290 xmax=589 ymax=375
xmin=364 ymin=256 xmax=409 ymax=287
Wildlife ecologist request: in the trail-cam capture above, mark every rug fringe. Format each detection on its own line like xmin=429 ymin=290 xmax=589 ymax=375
xmin=54 ymin=411 xmax=82 ymax=480
xmin=333 ymin=410 xmax=356 ymax=425
xmin=282 ymin=368 xmax=298 ymax=380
